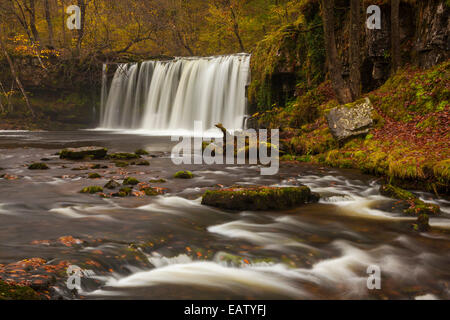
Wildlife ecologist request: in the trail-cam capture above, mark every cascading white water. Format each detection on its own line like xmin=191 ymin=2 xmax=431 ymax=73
xmin=99 ymin=54 xmax=250 ymax=132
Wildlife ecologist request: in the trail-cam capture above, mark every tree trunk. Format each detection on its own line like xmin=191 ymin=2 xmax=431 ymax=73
xmin=44 ymin=0 xmax=54 ymax=47
xmin=230 ymin=6 xmax=245 ymax=52
xmin=391 ymin=0 xmax=401 ymax=72
xmin=321 ymin=0 xmax=353 ymax=104
xmin=0 ymin=28 xmax=36 ymax=118
xmin=76 ymin=0 xmax=86 ymax=54
xmin=28 ymin=0 xmax=40 ymax=44
xmin=349 ymin=0 xmax=361 ymax=99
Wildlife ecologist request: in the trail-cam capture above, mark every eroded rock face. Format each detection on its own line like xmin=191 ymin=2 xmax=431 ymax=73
xmin=201 ymin=186 xmax=320 ymax=211
xmin=326 ymin=98 xmax=374 ymax=141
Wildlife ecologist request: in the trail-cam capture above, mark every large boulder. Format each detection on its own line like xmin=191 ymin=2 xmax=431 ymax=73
xmin=201 ymin=186 xmax=319 ymax=211
xmin=60 ymin=146 xmax=108 ymax=160
xmin=326 ymin=98 xmax=374 ymax=141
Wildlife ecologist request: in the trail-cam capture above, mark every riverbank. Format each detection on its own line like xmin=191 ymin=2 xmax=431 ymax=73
xmin=253 ymin=62 xmax=449 ymax=195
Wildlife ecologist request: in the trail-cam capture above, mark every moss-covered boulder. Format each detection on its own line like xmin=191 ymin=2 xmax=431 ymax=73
xmin=60 ymin=146 xmax=108 ymax=160
xmin=114 ymin=161 xmax=129 ymax=168
xmin=108 ymin=153 xmax=140 ymax=160
xmin=201 ymin=186 xmax=319 ymax=211
xmin=28 ymin=163 xmax=49 ymax=170
xmin=137 ymin=160 xmax=150 ymax=166
xmin=0 ymin=281 xmax=40 ymax=300
xmin=88 ymin=173 xmax=102 ymax=179
xmin=380 ymin=184 xmax=440 ymax=216
xmin=80 ymin=186 xmax=103 ymax=194
xmin=149 ymin=179 xmax=167 ymax=183
xmin=174 ymin=171 xmax=194 ymax=179
xmin=123 ymin=177 xmax=140 ymax=185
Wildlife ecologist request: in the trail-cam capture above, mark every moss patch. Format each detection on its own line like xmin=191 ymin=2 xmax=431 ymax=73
xmin=80 ymin=186 xmax=103 ymax=194
xmin=174 ymin=171 xmax=194 ymax=179
xmin=201 ymin=186 xmax=319 ymax=211
xmin=28 ymin=163 xmax=49 ymax=170
xmin=0 ymin=281 xmax=40 ymax=300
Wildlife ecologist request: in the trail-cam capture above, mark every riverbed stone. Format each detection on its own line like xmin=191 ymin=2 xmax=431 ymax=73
xmin=201 ymin=186 xmax=319 ymax=211
xmin=326 ymin=98 xmax=374 ymax=141
xmin=60 ymin=146 xmax=108 ymax=160
xmin=104 ymin=179 xmax=120 ymax=189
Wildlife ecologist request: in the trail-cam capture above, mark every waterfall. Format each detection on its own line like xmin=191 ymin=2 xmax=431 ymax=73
xmin=99 ymin=54 xmax=251 ymax=133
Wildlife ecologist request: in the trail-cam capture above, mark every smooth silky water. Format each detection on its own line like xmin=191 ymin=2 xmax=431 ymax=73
xmin=0 ymin=131 xmax=449 ymax=300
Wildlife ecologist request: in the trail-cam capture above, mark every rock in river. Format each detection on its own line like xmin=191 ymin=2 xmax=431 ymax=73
xmin=201 ymin=186 xmax=319 ymax=211
xmin=60 ymin=146 xmax=108 ymax=160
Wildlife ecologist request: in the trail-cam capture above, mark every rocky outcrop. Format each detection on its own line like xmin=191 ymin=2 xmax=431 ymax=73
xmin=326 ymin=98 xmax=374 ymax=141
xmin=201 ymin=186 xmax=320 ymax=211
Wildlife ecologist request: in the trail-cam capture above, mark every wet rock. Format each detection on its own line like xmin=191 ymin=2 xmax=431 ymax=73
xmin=380 ymin=184 xmax=440 ymax=216
xmin=135 ymin=149 xmax=149 ymax=156
xmin=28 ymin=163 xmax=49 ymax=170
xmin=123 ymin=177 xmax=140 ymax=185
xmin=201 ymin=186 xmax=320 ymax=211
xmin=104 ymin=179 xmax=120 ymax=189
xmin=60 ymin=146 xmax=108 ymax=160
xmin=326 ymin=98 xmax=374 ymax=141
xmin=174 ymin=171 xmax=194 ymax=179
xmin=114 ymin=161 xmax=129 ymax=168
xmin=137 ymin=160 xmax=150 ymax=166
xmin=108 ymin=153 xmax=140 ymax=160
xmin=88 ymin=173 xmax=102 ymax=179
xmin=414 ymin=214 xmax=431 ymax=232
xmin=149 ymin=179 xmax=167 ymax=183
xmin=80 ymin=186 xmax=104 ymax=194
xmin=0 ymin=280 xmax=40 ymax=300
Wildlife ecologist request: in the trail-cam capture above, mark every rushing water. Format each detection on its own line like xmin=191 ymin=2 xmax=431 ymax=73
xmin=0 ymin=131 xmax=449 ymax=300
xmin=99 ymin=54 xmax=251 ymax=132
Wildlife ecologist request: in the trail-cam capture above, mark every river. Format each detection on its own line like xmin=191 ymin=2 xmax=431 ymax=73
xmin=0 ymin=130 xmax=449 ymax=300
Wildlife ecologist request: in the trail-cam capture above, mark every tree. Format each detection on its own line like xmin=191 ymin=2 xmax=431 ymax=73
xmin=391 ymin=0 xmax=401 ymax=72
xmin=349 ymin=0 xmax=361 ymax=99
xmin=0 ymin=25 xmax=35 ymax=117
xmin=44 ymin=0 xmax=54 ymax=47
xmin=321 ymin=0 xmax=353 ymax=104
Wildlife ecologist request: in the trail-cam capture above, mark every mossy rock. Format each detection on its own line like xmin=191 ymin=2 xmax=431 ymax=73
xmin=108 ymin=153 xmax=140 ymax=160
xmin=414 ymin=214 xmax=430 ymax=232
xmin=120 ymin=187 xmax=133 ymax=196
xmin=380 ymin=184 xmax=440 ymax=216
xmin=137 ymin=160 xmax=150 ymax=166
xmin=123 ymin=177 xmax=140 ymax=185
xmin=174 ymin=171 xmax=194 ymax=179
xmin=88 ymin=173 xmax=102 ymax=179
xmin=60 ymin=146 xmax=108 ymax=160
xmin=135 ymin=149 xmax=149 ymax=156
xmin=142 ymin=187 xmax=166 ymax=196
xmin=80 ymin=186 xmax=103 ymax=194
xmin=201 ymin=186 xmax=320 ymax=211
xmin=28 ymin=163 xmax=49 ymax=170
xmin=114 ymin=161 xmax=129 ymax=168
xmin=0 ymin=281 xmax=40 ymax=300
xmin=104 ymin=179 xmax=120 ymax=189
xmin=380 ymin=184 xmax=416 ymax=201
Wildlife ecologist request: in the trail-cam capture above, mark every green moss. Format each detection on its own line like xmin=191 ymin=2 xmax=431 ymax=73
xmin=114 ymin=161 xmax=129 ymax=168
xmin=28 ymin=163 xmax=49 ymax=170
xmin=123 ymin=177 xmax=140 ymax=185
xmin=119 ymin=187 xmax=132 ymax=196
xmin=388 ymin=156 xmax=426 ymax=180
xmin=134 ymin=149 xmax=149 ymax=156
xmin=380 ymin=184 xmax=440 ymax=216
xmin=80 ymin=186 xmax=103 ymax=194
xmin=136 ymin=160 xmax=150 ymax=166
xmin=60 ymin=147 xmax=108 ymax=160
xmin=174 ymin=171 xmax=194 ymax=179
xmin=108 ymin=153 xmax=140 ymax=160
xmin=104 ymin=179 xmax=120 ymax=189
xmin=433 ymin=160 xmax=450 ymax=185
xmin=0 ymin=281 xmax=40 ymax=300
xmin=201 ymin=186 xmax=319 ymax=211
xmin=88 ymin=173 xmax=101 ymax=179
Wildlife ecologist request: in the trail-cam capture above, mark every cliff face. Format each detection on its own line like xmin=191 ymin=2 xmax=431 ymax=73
xmin=249 ymin=0 xmax=449 ymax=112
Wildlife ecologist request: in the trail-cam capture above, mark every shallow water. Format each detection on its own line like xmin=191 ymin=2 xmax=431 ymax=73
xmin=0 ymin=131 xmax=449 ymax=300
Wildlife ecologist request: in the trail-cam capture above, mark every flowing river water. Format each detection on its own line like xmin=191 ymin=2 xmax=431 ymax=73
xmin=0 ymin=130 xmax=449 ymax=300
